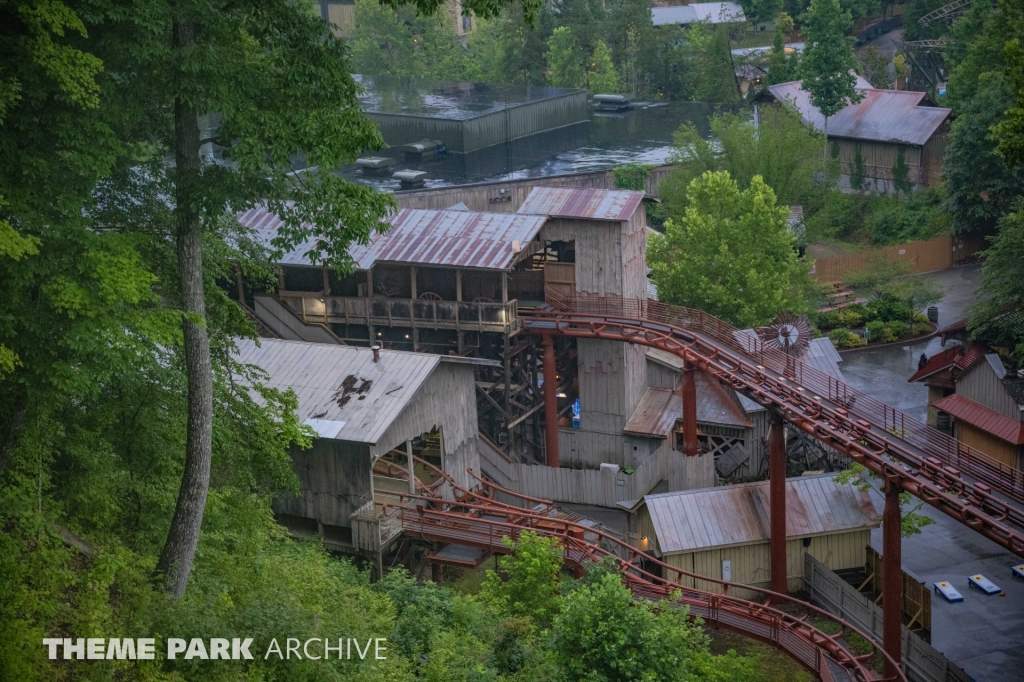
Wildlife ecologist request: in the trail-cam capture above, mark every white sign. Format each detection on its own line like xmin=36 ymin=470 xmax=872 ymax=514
xmin=722 ymin=559 xmax=732 ymax=581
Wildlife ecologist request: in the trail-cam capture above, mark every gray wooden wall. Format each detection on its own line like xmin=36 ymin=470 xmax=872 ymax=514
xmin=273 ymin=439 xmax=372 ymax=528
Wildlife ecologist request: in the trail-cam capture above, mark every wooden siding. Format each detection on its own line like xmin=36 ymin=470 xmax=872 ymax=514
xmin=662 ymin=530 xmax=871 ymax=599
xmin=811 ymin=235 xmax=952 ymax=282
xmin=956 ymin=422 xmax=1022 ymax=469
xmin=621 ymin=207 xmax=648 ymax=300
xmin=921 ymin=128 xmax=948 ymax=187
xmin=956 ymin=360 xmax=1022 ymax=421
xmin=371 ymin=361 xmax=481 ymax=493
xmin=273 ymin=439 xmax=372 ymax=527
xmin=836 ymin=139 xmax=923 ymax=184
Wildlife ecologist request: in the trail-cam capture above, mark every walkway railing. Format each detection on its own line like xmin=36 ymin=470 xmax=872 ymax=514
xmin=542 ymin=290 xmax=1024 ymax=508
xmin=389 ymin=462 xmax=905 ymax=682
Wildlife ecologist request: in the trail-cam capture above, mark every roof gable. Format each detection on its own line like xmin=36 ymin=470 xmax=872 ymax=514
xmin=234 ymin=338 xmax=443 ymax=444
xmin=766 ymin=79 xmax=952 ymax=146
xmin=239 ymin=206 xmax=547 ymax=271
xmin=645 ymin=475 xmax=879 ymax=554
xmin=517 ymin=187 xmax=645 ymax=221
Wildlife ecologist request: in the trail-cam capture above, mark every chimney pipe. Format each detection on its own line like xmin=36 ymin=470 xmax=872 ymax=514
xmin=371 ymin=345 xmax=381 ymax=363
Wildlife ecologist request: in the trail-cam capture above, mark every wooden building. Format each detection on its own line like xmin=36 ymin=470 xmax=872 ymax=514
xmin=635 ymin=474 xmax=879 ymax=597
xmin=758 ymin=76 xmax=953 ymax=191
xmin=908 ymin=341 xmax=988 ymax=428
xmin=233 ymin=338 xmax=492 ymax=572
xmin=927 ymin=352 xmax=1024 ymax=469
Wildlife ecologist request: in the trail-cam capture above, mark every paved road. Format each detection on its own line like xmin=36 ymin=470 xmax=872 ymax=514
xmin=839 ymin=264 xmax=1024 ymax=681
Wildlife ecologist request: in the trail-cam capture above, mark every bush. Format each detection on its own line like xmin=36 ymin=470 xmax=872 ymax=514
xmin=836 ymin=304 xmax=866 ymax=328
xmin=815 ymin=310 xmax=842 ymax=331
xmin=865 ymin=320 xmax=887 ymax=342
xmin=828 ymin=327 xmax=867 ymax=349
xmin=911 ymin=321 xmax=932 ymax=336
xmin=885 ymin=320 xmax=908 ymax=339
xmin=865 ymin=296 xmax=913 ymax=323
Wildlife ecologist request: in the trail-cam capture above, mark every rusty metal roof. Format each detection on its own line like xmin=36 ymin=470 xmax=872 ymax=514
xmin=234 ymin=338 xmax=446 ymax=444
xmin=517 ymin=187 xmax=645 ymax=221
xmin=908 ymin=342 xmax=988 ymax=383
xmin=237 ymin=206 xmax=547 ymax=271
xmin=624 ymin=373 xmax=753 ymax=438
xmin=934 ymin=394 xmax=1024 ymax=445
xmin=766 ymin=79 xmax=952 ymax=146
xmin=651 ymin=2 xmax=745 ymax=26
xmin=645 ymin=475 xmax=879 ymax=554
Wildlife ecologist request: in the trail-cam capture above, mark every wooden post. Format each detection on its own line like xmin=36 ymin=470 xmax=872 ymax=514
xmin=769 ymin=410 xmax=787 ymax=595
xmin=455 ymin=268 xmax=462 ymax=302
xmin=235 ymin=263 xmax=246 ymax=306
xmin=883 ymin=477 xmax=903 ymax=678
xmin=366 ymin=269 xmax=375 ymax=344
xmin=455 ymin=269 xmax=464 ymax=354
xmin=322 ymin=267 xmax=330 ymax=297
xmin=542 ymin=334 xmax=559 ymax=468
xmin=681 ymin=359 xmax=698 ymax=457
xmin=410 ymin=266 xmax=418 ymax=351
xmin=406 ymin=440 xmax=416 ymax=495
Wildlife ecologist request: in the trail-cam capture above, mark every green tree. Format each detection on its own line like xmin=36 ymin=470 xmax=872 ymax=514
xmin=350 ymin=0 xmax=470 ymax=80
xmin=545 ymin=26 xmax=585 ymax=87
xmin=800 ymin=0 xmax=863 ymax=138
xmin=969 ymin=204 xmax=1024 ymax=362
xmin=480 ymin=530 xmax=564 ymax=625
xmin=943 ymin=78 xmax=1024 ymax=234
xmin=553 ymin=570 xmax=757 ymax=681
xmin=765 ymin=14 xmax=798 ymax=85
xmin=586 ymin=39 xmax=621 ymax=94
xmin=685 ymin=24 xmax=742 ymax=103
xmin=468 ymin=5 xmax=554 ymax=85
xmin=650 ymin=171 xmax=814 ymax=328
xmin=741 ymin=0 xmax=784 ymax=24
xmin=660 ymin=108 xmax=827 ymax=216
xmin=857 ymin=45 xmax=894 ymax=89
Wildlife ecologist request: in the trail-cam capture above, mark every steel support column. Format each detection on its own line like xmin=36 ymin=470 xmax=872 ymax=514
xmin=406 ymin=440 xmax=416 ymax=495
xmin=542 ymin=334 xmax=559 ymax=468
xmin=883 ymin=478 xmax=903 ymax=678
xmin=769 ymin=410 xmax=787 ymax=594
xmin=681 ymin=359 xmax=698 ymax=457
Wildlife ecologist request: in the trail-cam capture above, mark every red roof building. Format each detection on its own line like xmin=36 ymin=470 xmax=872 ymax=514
xmin=912 ymin=345 xmax=1024 ymax=469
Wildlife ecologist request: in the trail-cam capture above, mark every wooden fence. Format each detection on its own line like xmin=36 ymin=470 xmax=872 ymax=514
xmin=804 ymin=554 xmax=972 ymax=682
xmin=810 ymin=236 xmax=954 ymax=282
xmin=865 ymin=546 xmax=932 ymax=633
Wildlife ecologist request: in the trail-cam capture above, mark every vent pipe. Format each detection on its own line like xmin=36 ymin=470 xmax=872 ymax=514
xmin=371 ymin=345 xmax=381 ymax=363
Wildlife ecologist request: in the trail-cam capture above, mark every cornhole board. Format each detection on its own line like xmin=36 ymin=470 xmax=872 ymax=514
xmin=967 ymin=574 xmax=1001 ymax=594
xmin=933 ymin=581 xmax=964 ymax=603
xmin=1012 ymin=565 xmax=1024 ymax=580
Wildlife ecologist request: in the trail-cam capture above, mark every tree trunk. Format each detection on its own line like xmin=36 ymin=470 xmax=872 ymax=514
xmin=155 ymin=16 xmax=214 ymax=600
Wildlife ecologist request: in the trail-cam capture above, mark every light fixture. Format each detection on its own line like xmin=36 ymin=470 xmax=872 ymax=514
xmin=556 ymin=392 xmax=567 ymax=398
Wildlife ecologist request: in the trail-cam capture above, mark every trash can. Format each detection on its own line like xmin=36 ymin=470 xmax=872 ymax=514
xmin=927 ymin=306 xmax=939 ymax=324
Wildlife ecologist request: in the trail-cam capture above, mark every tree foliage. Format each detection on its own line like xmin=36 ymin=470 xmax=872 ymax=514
xmin=969 ymin=204 xmax=1024 ymax=362
xmin=800 ymin=0 xmax=863 ymax=120
xmin=545 ymin=26 xmax=586 ymax=88
xmin=857 ymin=45 xmax=893 ymax=89
xmin=660 ymin=108 xmax=828 ymax=218
xmin=650 ymin=171 xmax=814 ymax=327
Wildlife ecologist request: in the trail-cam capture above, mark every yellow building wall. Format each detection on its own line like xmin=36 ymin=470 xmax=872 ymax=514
xmin=663 ymin=530 xmax=871 ymax=599
xmin=956 ymin=422 xmax=1021 ymax=469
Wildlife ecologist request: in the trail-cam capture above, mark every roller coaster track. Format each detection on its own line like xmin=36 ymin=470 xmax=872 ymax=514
xmin=389 ymin=458 xmax=906 ymax=681
xmin=918 ymin=0 xmax=974 ymax=26
xmin=520 ymin=292 xmax=1024 ymax=557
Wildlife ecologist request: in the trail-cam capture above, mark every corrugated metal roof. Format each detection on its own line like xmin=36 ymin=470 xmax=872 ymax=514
xmin=646 ymin=348 xmax=764 ymax=414
xmin=806 ymin=337 xmax=845 ymax=380
xmin=234 ymin=338 xmax=444 ymax=444
xmin=623 ymin=374 xmax=753 ymax=437
xmin=645 ymin=475 xmax=879 ymax=554
xmin=237 ymin=206 xmax=547 ymax=271
xmin=934 ymin=394 xmax=1024 ymax=445
xmin=517 ymin=187 xmax=645 ymax=221
xmin=651 ymin=2 xmax=745 ymax=26
xmin=908 ymin=342 xmax=988 ymax=383
xmin=766 ymin=79 xmax=952 ymax=146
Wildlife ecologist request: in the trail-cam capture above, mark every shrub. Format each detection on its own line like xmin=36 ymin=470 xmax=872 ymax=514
xmin=836 ymin=305 xmax=866 ymax=328
xmin=865 ymin=296 xmax=913 ymax=323
xmin=815 ymin=310 xmax=842 ymax=330
xmin=828 ymin=328 xmax=867 ymax=348
xmin=865 ymin=320 xmax=886 ymax=342
xmin=885 ymin=320 xmax=908 ymax=339
xmin=911 ymin=321 xmax=932 ymax=336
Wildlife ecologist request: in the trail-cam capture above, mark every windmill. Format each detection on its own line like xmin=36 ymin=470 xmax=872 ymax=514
xmin=757 ymin=313 xmax=811 ymax=357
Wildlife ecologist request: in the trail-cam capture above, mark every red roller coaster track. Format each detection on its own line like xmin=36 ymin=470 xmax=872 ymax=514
xmin=521 ymin=292 xmax=1024 ymax=558
xmin=388 ymin=458 xmax=906 ymax=682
